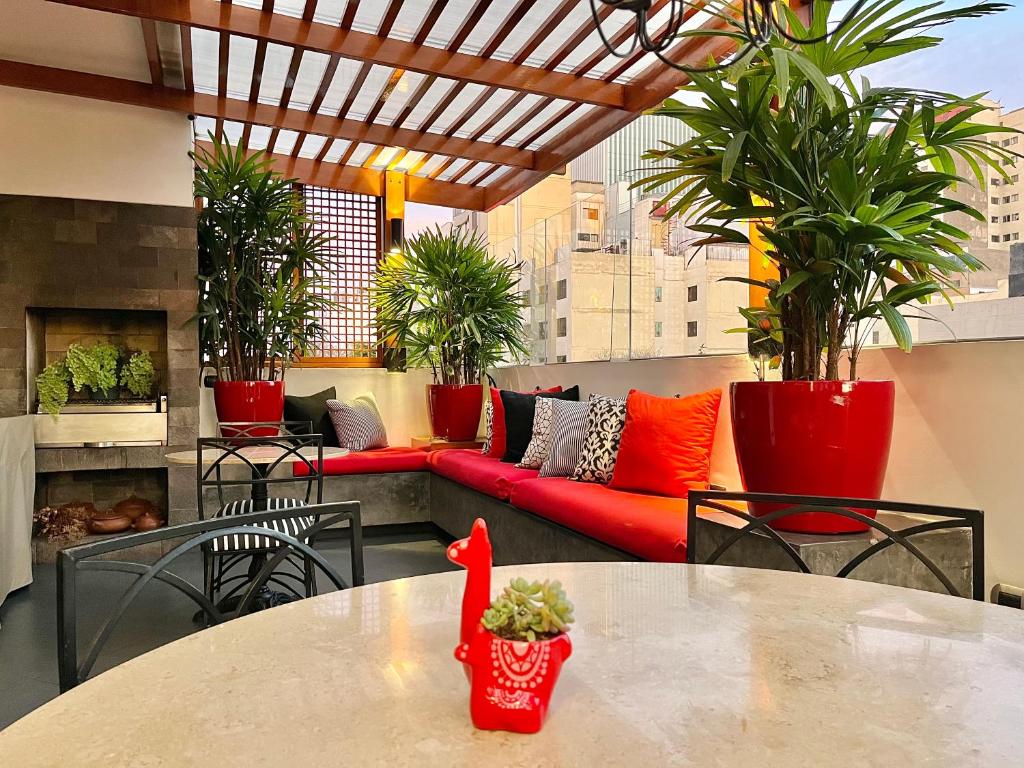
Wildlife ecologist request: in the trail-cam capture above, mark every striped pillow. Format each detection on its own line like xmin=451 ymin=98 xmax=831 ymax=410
xmin=326 ymin=393 xmax=388 ymax=451
xmin=539 ymin=399 xmax=591 ymax=478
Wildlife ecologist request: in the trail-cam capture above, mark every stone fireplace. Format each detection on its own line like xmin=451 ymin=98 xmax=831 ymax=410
xmin=0 ymin=194 xmax=199 ymax=559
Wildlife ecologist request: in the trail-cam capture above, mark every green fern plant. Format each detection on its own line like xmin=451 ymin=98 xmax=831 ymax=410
xmin=66 ymin=342 xmax=120 ymax=397
xmin=482 ymin=577 xmax=575 ymax=642
xmin=119 ymin=350 xmax=156 ymax=398
xmin=36 ymin=360 xmax=71 ymax=418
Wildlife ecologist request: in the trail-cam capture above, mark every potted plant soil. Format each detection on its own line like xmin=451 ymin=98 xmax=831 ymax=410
xmin=640 ymin=1 xmax=1018 ymax=532
xmin=193 ymin=139 xmax=334 ymax=432
xmin=374 ymin=227 xmax=528 ymax=441
xmin=448 ymin=519 xmax=574 ymax=734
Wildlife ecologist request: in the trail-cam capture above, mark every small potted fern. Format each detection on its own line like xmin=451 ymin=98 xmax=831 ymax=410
xmin=449 ymin=519 xmax=574 ymax=734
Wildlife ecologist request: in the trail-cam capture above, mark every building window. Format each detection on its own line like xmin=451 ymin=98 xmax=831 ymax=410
xmin=992 ymin=196 xmax=1001 ymax=205
xmin=687 ymin=321 xmax=698 ymax=337
xmin=655 ymin=286 xmax=663 ymax=303
xmin=577 ymin=233 xmax=598 ymax=242
xmin=1004 ymin=136 xmax=1020 ymax=147
xmin=1003 ymin=234 xmax=1013 ymax=242
xmin=297 ymin=186 xmax=381 ymax=366
xmin=872 ymin=330 xmax=880 ymax=345
xmin=557 ymin=279 xmax=567 ymax=300
xmin=1013 ymin=175 xmax=1020 ymax=183
xmin=992 ymin=216 xmax=1000 ymax=224
xmin=556 ymin=355 xmax=567 ymax=363
xmin=992 ymin=178 xmax=1002 ymax=186
xmin=557 ymin=317 xmax=567 ymax=337
xmin=655 ymin=321 xmax=663 ymax=338
xmin=538 ymin=321 xmax=548 ymax=340
xmin=1014 ymin=232 xmax=1021 ymax=241
xmin=584 ymin=207 xmax=599 ymax=221
xmin=538 ymin=284 xmax=548 ymax=305
xmin=1013 ymin=213 xmax=1021 ymax=222
xmin=993 ymin=235 xmax=1001 ymax=243
xmin=687 ymin=285 xmax=698 ymax=302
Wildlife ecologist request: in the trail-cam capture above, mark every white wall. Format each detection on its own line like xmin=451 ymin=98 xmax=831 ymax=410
xmin=0 ymin=86 xmax=194 ymax=207
xmin=199 ymin=368 xmax=434 ymax=447
xmin=495 ymin=339 xmax=1024 ymax=594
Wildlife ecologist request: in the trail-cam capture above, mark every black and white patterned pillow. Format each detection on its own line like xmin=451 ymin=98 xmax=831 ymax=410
xmin=539 ymin=399 xmax=591 ymax=478
xmin=516 ymin=396 xmax=556 ymax=469
xmin=572 ymin=394 xmax=626 ymax=484
xmin=480 ymin=398 xmax=494 ymax=455
xmin=326 ymin=393 xmax=388 ymax=450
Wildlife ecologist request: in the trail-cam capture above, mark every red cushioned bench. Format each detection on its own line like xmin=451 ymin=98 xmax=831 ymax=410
xmin=426 ymin=449 xmax=540 ymax=501
xmin=295 ymin=447 xmax=429 ymax=476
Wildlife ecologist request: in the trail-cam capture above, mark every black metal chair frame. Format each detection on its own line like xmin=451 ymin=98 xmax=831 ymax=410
xmin=57 ymin=501 xmax=364 ymax=692
xmin=686 ymin=490 xmax=985 ymax=601
xmin=198 ymin=422 xmax=326 ymax=607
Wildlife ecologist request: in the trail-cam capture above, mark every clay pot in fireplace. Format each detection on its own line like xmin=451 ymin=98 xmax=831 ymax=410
xmin=132 ymin=510 xmax=166 ymax=532
xmin=88 ymin=510 xmax=133 ymax=535
xmin=112 ymin=495 xmax=158 ymax=522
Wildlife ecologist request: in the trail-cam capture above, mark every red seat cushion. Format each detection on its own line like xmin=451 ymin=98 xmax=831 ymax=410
xmin=427 ymin=449 xmax=539 ymax=500
xmin=293 ymin=447 xmax=429 ymax=476
xmin=509 ymin=477 xmax=688 ymax=562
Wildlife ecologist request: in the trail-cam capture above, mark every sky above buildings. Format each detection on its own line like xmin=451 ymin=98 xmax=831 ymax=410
xmin=404 ymin=1 xmax=1024 ymax=234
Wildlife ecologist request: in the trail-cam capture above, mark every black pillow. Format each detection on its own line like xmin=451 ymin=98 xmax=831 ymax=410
xmin=283 ymin=387 xmax=339 ymax=447
xmin=500 ymin=386 xmax=580 ymax=464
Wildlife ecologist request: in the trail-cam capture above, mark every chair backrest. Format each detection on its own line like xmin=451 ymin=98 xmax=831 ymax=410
xmin=686 ymin=490 xmax=984 ymax=600
xmin=56 ymin=501 xmax=361 ymax=692
xmin=197 ymin=422 xmax=323 ymax=518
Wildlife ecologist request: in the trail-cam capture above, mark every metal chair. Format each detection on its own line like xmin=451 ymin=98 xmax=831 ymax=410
xmin=686 ymin=490 xmax=984 ymax=600
xmin=56 ymin=502 xmax=363 ymax=691
xmin=198 ymin=422 xmax=329 ymax=607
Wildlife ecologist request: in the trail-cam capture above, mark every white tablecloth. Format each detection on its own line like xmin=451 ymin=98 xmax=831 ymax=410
xmin=0 ymin=416 xmax=34 ymax=615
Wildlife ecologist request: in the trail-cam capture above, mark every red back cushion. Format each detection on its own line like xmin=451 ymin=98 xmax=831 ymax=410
xmin=486 ymin=385 xmax=562 ymax=458
xmin=609 ymin=388 xmax=722 ymax=498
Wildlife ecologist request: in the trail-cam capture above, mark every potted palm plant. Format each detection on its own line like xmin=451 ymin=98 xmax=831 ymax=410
xmin=374 ymin=226 xmax=529 ymax=441
xmin=193 ymin=139 xmax=334 ymax=429
xmin=640 ymin=0 xmax=1018 ymax=532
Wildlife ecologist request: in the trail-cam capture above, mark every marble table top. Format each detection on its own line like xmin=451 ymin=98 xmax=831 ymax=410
xmin=2 ymin=563 xmax=1023 ymax=766
xmin=165 ymin=445 xmax=348 ymax=465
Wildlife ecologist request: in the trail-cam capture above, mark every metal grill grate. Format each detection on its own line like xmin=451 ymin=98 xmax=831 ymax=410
xmin=299 ymin=186 xmax=382 ymax=366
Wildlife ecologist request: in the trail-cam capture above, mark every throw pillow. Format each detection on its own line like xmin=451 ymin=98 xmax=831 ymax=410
xmin=539 ymin=399 xmax=592 ymax=478
xmin=283 ymin=387 xmax=340 ymax=447
xmin=516 ymin=396 xmax=557 ymax=469
xmin=326 ymin=392 xmax=389 ymax=451
xmin=484 ymin=385 xmax=562 ymax=459
xmin=500 ymin=386 xmax=580 ymax=464
xmin=571 ymin=394 xmax=626 ymax=483
xmin=609 ymin=388 xmax=722 ymax=497
xmin=480 ymin=398 xmax=494 ymax=455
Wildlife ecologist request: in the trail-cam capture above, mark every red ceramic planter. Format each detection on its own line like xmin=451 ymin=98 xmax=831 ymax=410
xmin=730 ymin=380 xmax=895 ymax=534
xmin=427 ymin=384 xmax=483 ymax=441
xmin=213 ymin=380 xmax=285 ymax=436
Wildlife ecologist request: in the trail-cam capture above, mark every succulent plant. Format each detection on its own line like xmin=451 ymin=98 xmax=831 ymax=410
xmin=119 ymin=350 xmax=157 ymax=398
xmin=36 ymin=360 xmax=71 ymax=418
xmin=481 ymin=577 xmax=575 ymax=642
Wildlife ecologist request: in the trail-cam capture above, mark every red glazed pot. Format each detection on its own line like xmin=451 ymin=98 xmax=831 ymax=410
xmin=455 ymin=627 xmax=572 ymax=734
xmin=730 ymin=380 xmax=895 ymax=534
xmin=426 ymin=384 xmax=483 ymax=441
xmin=213 ymin=380 xmax=285 ymax=437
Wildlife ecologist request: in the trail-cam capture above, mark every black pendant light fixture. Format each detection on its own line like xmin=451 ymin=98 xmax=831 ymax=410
xmin=589 ymin=1 xmax=868 ymax=74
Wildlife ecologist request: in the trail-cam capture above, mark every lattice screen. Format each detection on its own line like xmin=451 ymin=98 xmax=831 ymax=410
xmin=300 ymin=186 xmax=382 ymax=364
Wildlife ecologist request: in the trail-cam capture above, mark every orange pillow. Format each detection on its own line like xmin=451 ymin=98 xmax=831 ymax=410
xmin=486 ymin=385 xmax=562 ymax=459
xmin=609 ymin=388 xmax=722 ymax=498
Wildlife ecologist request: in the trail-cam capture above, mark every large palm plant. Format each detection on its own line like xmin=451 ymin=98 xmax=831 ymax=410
xmin=193 ymin=139 xmax=334 ymax=381
xmin=374 ymin=226 xmax=529 ymax=385
xmin=639 ymin=0 xmax=1018 ymax=380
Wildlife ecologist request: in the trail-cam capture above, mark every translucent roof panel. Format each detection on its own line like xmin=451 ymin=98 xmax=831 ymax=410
xmin=287 ymin=50 xmax=331 ymax=111
xmin=272 ymin=129 xmax=302 ymax=155
xmin=245 ymin=124 xmax=274 ymax=151
xmin=473 ymin=94 xmax=546 ymax=143
xmin=297 ymin=134 xmax=329 ymax=159
xmin=346 ymin=143 xmax=377 ymax=166
xmin=403 ymin=78 xmax=459 ymax=131
xmin=322 ymin=139 xmax=353 ymax=163
xmin=351 ymin=0 xmax=387 ymax=34
xmin=190 ymin=27 xmax=219 ymax=95
xmin=508 ymin=100 xmax=578 ymax=149
xmin=450 ymin=88 xmax=515 ymax=139
xmin=455 ymin=0 xmax=519 ymax=56
xmin=311 ymin=0 xmax=346 ymax=26
xmin=424 ymin=82 xmax=487 ymax=135
xmin=193 ymin=115 xmax=217 ymax=140
xmin=345 ymin=65 xmax=394 ymax=121
xmin=316 ymin=58 xmax=368 ymax=116
xmin=257 ymin=43 xmax=297 ymax=105
xmin=413 ymin=154 xmax=452 ymax=178
xmin=374 ymin=71 xmax=426 ymax=125
xmin=436 ymin=158 xmax=471 ymax=182
xmin=517 ymin=6 xmax=595 ymax=68
xmin=391 ymin=0 xmax=436 ymax=42
xmin=426 ymin=0 xmax=487 ymax=50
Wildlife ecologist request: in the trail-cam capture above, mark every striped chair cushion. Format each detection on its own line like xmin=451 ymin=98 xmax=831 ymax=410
xmin=210 ymin=497 xmax=314 ymax=553
xmin=326 ymin=393 xmax=389 ymax=451
xmin=539 ymin=399 xmax=592 ymax=478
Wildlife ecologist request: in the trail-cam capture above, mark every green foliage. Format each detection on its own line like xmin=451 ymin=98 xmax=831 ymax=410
xmin=119 ymin=350 xmax=156 ymax=398
xmin=193 ymin=137 xmax=336 ymax=382
xmin=373 ymin=226 xmax=529 ymax=385
xmin=481 ymin=577 xmax=575 ymax=642
xmin=66 ymin=342 xmax=120 ymax=397
xmin=36 ymin=360 xmax=70 ymax=418
xmin=638 ymin=0 xmax=1017 ymax=380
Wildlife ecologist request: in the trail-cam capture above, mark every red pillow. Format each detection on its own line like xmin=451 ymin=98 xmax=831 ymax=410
xmin=487 ymin=385 xmax=562 ymax=459
xmin=609 ymin=388 xmax=722 ymax=498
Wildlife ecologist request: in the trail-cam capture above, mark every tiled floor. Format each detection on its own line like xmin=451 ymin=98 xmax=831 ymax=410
xmin=0 ymin=531 xmax=457 ymax=730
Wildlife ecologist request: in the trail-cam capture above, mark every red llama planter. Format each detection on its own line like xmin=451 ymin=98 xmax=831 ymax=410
xmin=446 ymin=519 xmax=572 ymax=734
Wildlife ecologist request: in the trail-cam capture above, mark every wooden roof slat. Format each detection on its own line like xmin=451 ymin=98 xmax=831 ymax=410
xmin=510 ymin=0 xmax=578 ymax=66
xmin=301 ymin=0 xmax=318 ymax=23
xmin=0 ymin=59 xmax=538 ymax=169
xmin=365 ymin=67 xmax=404 ymax=124
xmin=377 ymin=0 xmax=404 ymax=38
xmin=479 ymin=0 xmax=538 ymax=59
xmin=340 ymin=0 xmax=360 ymax=29
xmin=52 ymin=0 xmax=629 ymax=108
xmin=447 ymin=0 xmax=493 ymax=53
xmin=266 ymin=47 xmax=305 ymax=153
xmin=179 ymin=23 xmax=194 ymax=92
xmin=140 ymin=19 xmax=163 ymax=86
xmin=391 ymin=73 xmax=435 ymax=127
xmin=243 ymin=1 xmax=273 ymax=150
xmin=445 ymin=86 xmax=498 ymax=137
xmin=412 ymin=0 xmax=446 ymax=46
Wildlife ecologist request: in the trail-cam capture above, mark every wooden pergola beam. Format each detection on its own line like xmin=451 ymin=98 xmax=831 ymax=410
xmin=49 ymin=0 xmax=630 ymax=109
xmin=195 ymin=141 xmax=487 ymax=210
xmin=0 ymin=59 xmax=538 ymax=170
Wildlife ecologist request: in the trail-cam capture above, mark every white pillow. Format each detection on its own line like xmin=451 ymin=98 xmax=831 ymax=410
xmin=326 ymin=393 xmax=388 ymax=450
xmin=516 ymin=396 xmax=556 ymax=469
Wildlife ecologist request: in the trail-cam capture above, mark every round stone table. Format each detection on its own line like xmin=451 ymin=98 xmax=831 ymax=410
xmin=2 ymin=564 xmax=1023 ymax=766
